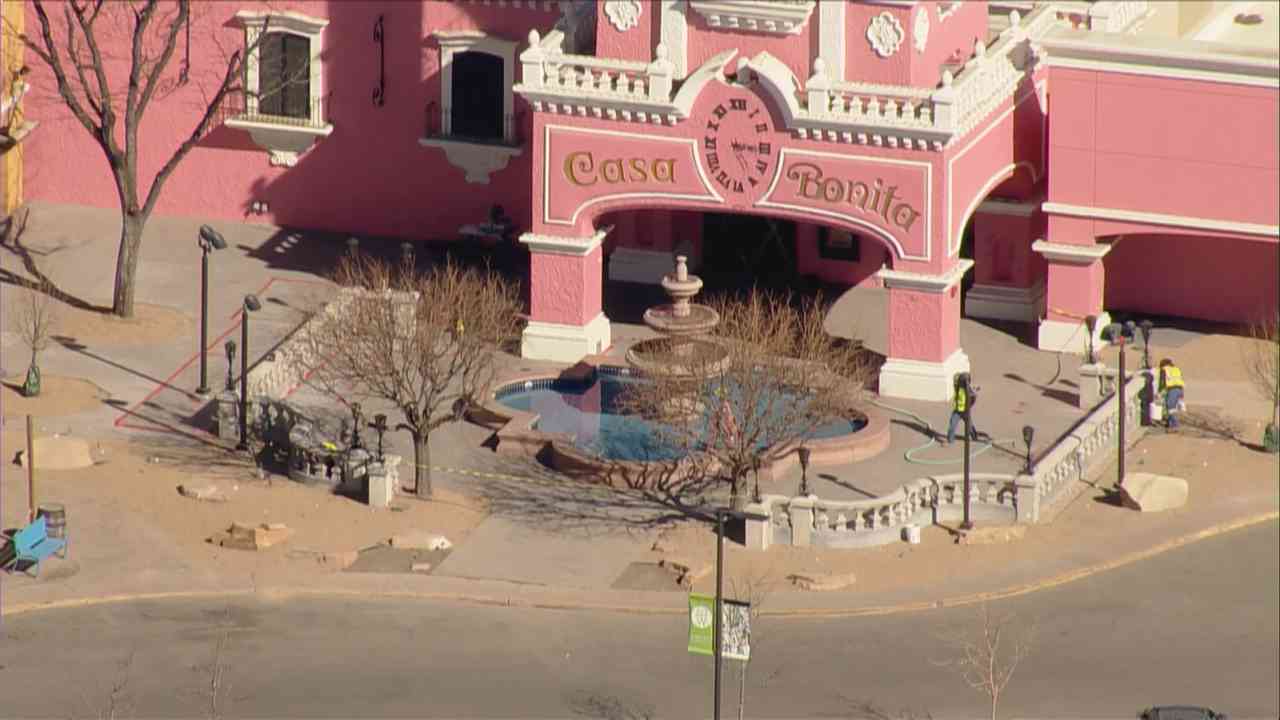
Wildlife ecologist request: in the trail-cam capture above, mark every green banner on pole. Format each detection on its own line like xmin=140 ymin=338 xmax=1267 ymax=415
xmin=688 ymin=593 xmax=715 ymax=656
xmin=688 ymin=594 xmax=751 ymax=661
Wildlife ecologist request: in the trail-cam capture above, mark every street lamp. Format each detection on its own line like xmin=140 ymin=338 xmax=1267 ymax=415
xmin=371 ymin=413 xmax=388 ymax=461
xmin=958 ymin=372 xmax=975 ymax=532
xmin=195 ymin=224 xmax=226 ymax=396
xmin=237 ymin=294 xmax=262 ymax=451
xmin=1139 ymin=319 xmax=1155 ymax=370
xmin=1102 ymin=321 xmax=1137 ymax=488
xmin=797 ymin=446 xmax=811 ymax=496
xmin=1022 ymin=425 xmax=1035 ymax=475
xmin=1084 ymin=314 xmax=1099 ymax=364
xmin=224 ymin=339 xmax=237 ymax=393
xmin=350 ymin=402 xmax=364 ymax=450
xmin=709 ymin=506 xmax=768 ymax=720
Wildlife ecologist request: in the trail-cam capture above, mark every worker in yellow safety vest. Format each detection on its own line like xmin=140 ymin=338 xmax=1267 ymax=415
xmin=1158 ymin=358 xmax=1186 ymax=429
xmin=945 ymin=373 xmax=980 ymax=445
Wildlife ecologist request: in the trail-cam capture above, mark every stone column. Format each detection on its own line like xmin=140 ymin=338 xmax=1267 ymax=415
xmin=520 ymin=229 xmax=611 ymax=363
xmin=788 ymin=496 xmax=815 ymax=548
xmin=966 ymin=199 xmax=1046 ymax=323
xmin=876 ymin=260 xmax=973 ymax=402
xmin=744 ymin=501 xmax=771 ymax=551
xmin=1032 ymin=240 xmax=1112 ymax=355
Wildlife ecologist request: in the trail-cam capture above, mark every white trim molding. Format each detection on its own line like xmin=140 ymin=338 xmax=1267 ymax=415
xmin=689 ymin=1 xmax=816 ymax=35
xmin=416 ymin=138 xmax=522 ymax=184
xmin=878 ymin=348 xmax=971 ymax=402
xmin=866 ymin=11 xmax=906 ymax=59
xmin=522 ymin=313 xmax=612 ymax=362
xmin=818 ymin=0 xmax=847 ymax=81
xmin=965 ymin=281 xmax=1047 ymax=323
xmin=230 ymin=10 xmax=331 ymax=166
xmin=1039 ymin=29 xmax=1280 ymax=89
xmin=1032 ymin=239 xmax=1112 ymax=265
xmin=660 ymin=0 xmax=689 ymax=79
xmin=604 ymin=1 xmax=643 ymax=32
xmin=1042 ymin=201 xmax=1280 ymax=239
xmin=520 ymin=229 xmax=608 ymax=256
xmin=913 ymin=6 xmax=931 ymax=54
xmin=877 ymin=259 xmax=974 ymax=293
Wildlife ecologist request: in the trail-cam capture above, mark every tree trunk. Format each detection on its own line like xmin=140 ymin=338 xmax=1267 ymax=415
xmin=413 ymin=431 xmax=432 ymax=498
xmin=112 ymin=211 xmax=147 ymax=318
xmin=737 ymin=658 xmax=748 ymax=720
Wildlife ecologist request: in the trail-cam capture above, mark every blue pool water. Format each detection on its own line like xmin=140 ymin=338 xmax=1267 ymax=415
xmin=496 ymin=369 xmax=866 ymax=462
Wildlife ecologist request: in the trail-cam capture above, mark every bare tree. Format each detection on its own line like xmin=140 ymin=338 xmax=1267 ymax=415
xmin=1242 ymin=312 xmax=1280 ymax=443
xmin=933 ymin=604 xmax=1037 ymax=720
xmin=299 ymin=253 xmax=521 ymax=498
xmin=9 ymin=277 xmax=59 ymax=395
xmin=622 ymin=291 xmax=871 ymax=503
xmin=8 ymin=1 xmax=284 ymax=318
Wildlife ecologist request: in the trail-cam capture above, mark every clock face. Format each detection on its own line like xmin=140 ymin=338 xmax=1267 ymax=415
xmin=700 ymin=96 xmax=777 ymax=200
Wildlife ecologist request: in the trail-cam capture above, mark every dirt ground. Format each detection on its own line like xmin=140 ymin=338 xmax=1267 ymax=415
xmin=0 ymin=427 xmax=488 ymax=578
xmin=1 ymin=374 xmax=113 ymax=419
xmin=4 ymin=298 xmax=192 ymax=349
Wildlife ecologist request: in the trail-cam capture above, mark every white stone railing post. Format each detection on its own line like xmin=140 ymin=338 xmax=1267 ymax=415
xmin=745 ymin=500 xmax=772 ymax=550
xmin=789 ymin=496 xmax=815 ymax=547
xmin=806 ymin=58 xmax=832 ymax=113
xmin=646 ymin=44 xmax=673 ymax=101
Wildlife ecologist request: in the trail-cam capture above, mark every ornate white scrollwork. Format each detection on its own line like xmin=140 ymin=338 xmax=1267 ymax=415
xmin=913 ymin=8 xmax=930 ymax=53
xmin=604 ymin=0 xmax=642 ymax=32
xmin=866 ymin=11 xmax=904 ymax=59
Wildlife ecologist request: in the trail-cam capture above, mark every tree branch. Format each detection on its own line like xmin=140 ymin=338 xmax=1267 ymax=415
xmin=23 ymin=2 xmax=103 ymax=136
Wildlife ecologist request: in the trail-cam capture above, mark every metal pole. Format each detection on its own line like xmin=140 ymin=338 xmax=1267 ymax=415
xmin=714 ymin=510 xmax=724 ymax=720
xmin=238 ymin=313 xmax=249 ymax=451
xmin=961 ymin=411 xmax=973 ymax=531
xmin=26 ymin=414 xmax=35 ymax=523
xmin=196 ymin=246 xmax=210 ymax=395
xmin=1117 ymin=338 xmax=1126 ymax=488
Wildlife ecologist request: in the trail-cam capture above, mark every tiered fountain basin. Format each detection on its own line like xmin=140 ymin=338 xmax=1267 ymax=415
xmin=469 ymin=355 xmax=890 ymax=490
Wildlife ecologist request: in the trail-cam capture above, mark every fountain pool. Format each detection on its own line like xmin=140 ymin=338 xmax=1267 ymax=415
xmin=494 ymin=367 xmax=867 ymax=463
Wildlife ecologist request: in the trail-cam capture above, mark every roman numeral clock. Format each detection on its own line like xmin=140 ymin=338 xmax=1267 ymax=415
xmin=701 ymin=95 xmax=777 ymax=202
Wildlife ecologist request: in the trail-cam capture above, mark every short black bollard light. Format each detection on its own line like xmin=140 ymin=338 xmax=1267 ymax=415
xmin=224 ymin=339 xmax=237 ymax=393
xmin=400 ymin=241 xmax=414 ymax=267
xmin=371 ymin=413 xmax=388 ymax=461
xmin=751 ymin=455 xmax=762 ymax=504
xmin=347 ymin=236 xmax=360 ymax=256
xmin=195 ymin=225 xmax=227 ymax=396
xmin=237 ymin=294 xmax=262 ymax=452
xmin=1084 ymin=314 xmax=1100 ymax=364
xmin=797 ymin=446 xmax=811 ymax=496
xmin=1022 ymin=425 xmax=1035 ymax=474
xmin=1139 ymin=319 xmax=1154 ymax=370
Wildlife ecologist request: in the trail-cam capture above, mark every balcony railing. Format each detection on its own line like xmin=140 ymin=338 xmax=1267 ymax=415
xmin=423 ymin=102 xmax=523 ymax=148
xmin=220 ymin=94 xmax=329 ymax=130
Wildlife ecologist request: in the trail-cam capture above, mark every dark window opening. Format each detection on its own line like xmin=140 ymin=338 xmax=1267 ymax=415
xmin=258 ymin=32 xmax=311 ymax=119
xmin=817 ymin=226 xmax=862 ymax=262
xmin=451 ymin=51 xmax=505 ymax=142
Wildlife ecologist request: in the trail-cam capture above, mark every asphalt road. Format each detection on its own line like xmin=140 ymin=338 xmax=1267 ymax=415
xmin=2 ymin=522 xmax=1276 ymax=719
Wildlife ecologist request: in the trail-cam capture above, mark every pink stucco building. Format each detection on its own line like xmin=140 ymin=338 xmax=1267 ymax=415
xmin=9 ymin=0 xmax=1279 ymax=401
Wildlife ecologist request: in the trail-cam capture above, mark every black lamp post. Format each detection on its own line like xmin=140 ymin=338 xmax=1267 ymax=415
xmin=1022 ymin=425 xmax=1035 ymax=475
xmin=1139 ymin=319 xmax=1154 ymax=370
xmin=1103 ymin=321 xmax=1137 ymax=488
xmin=709 ymin=506 xmax=768 ymax=720
xmin=350 ymin=402 xmax=364 ymax=450
xmin=1083 ymin=314 xmax=1099 ymax=364
xmin=237 ymin=294 xmax=262 ymax=451
xmin=371 ymin=413 xmax=388 ymax=461
xmin=195 ymin=225 xmax=226 ymax=396
xmin=224 ymin=339 xmax=237 ymax=393
xmin=958 ymin=372 xmax=975 ymax=532
xmin=751 ymin=456 xmax=762 ymax=504
xmin=797 ymin=446 xmax=811 ymax=496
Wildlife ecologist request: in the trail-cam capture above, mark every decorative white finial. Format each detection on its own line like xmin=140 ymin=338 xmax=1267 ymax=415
xmin=1010 ymin=10 xmax=1021 ymax=26
xmin=528 ymin=29 xmax=541 ymax=46
xmin=656 ymin=43 xmax=668 ymax=60
xmin=675 ymin=255 xmax=689 ymax=282
xmin=813 ymin=57 xmax=827 ymax=76
xmin=942 ymin=69 xmax=954 ymax=87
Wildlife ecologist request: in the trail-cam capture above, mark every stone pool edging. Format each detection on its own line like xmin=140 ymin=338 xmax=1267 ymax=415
xmin=471 ymin=355 xmax=891 ymax=490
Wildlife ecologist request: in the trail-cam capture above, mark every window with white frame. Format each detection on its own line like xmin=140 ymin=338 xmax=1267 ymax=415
xmin=419 ymin=31 xmax=522 ymax=185
xmin=227 ymin=10 xmax=332 ymax=166
xmin=431 ymin=32 xmax=518 ymax=146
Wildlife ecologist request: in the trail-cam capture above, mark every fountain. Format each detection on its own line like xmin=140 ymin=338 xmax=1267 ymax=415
xmin=626 ymin=255 xmax=728 ymax=376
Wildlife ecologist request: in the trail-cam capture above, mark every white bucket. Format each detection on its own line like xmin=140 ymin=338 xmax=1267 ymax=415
xmin=904 ymin=524 xmax=922 ymax=544
xmin=1149 ymin=402 xmax=1163 ymax=422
